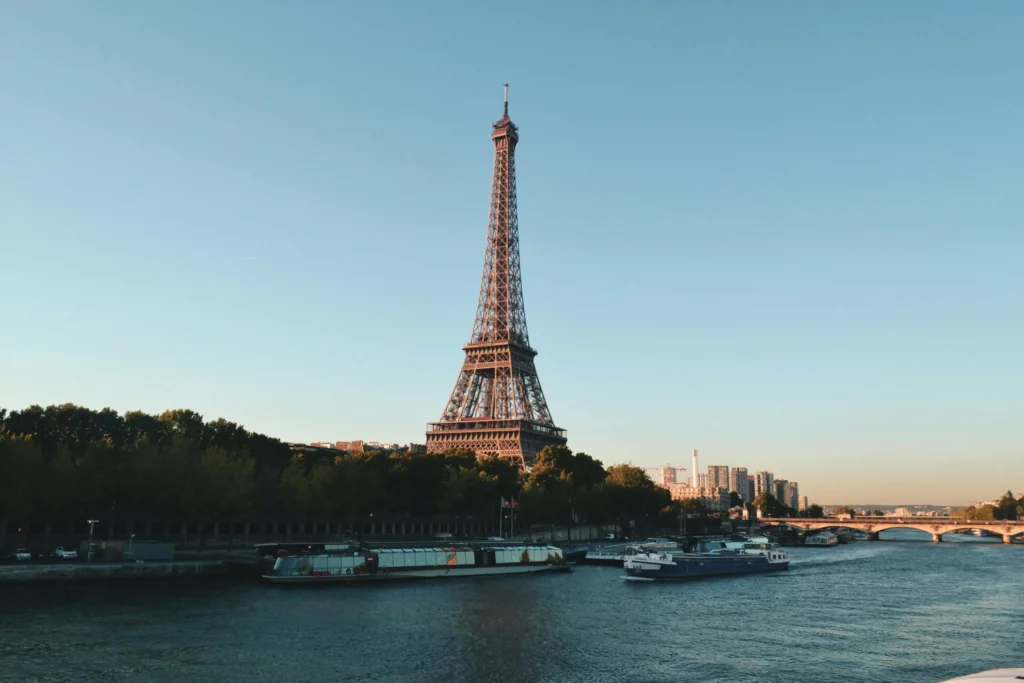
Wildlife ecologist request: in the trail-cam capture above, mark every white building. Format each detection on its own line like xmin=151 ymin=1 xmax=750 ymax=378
xmin=666 ymin=484 xmax=731 ymax=512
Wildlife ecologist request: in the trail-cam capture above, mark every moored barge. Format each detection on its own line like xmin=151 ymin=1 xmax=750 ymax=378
xmin=264 ymin=544 xmax=569 ymax=584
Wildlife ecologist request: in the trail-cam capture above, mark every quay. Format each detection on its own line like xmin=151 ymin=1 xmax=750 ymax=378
xmin=0 ymin=559 xmax=231 ymax=583
xmin=760 ymin=517 xmax=1024 ymax=543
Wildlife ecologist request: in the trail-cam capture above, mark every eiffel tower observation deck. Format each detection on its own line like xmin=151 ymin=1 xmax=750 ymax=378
xmin=426 ymin=86 xmax=567 ymax=469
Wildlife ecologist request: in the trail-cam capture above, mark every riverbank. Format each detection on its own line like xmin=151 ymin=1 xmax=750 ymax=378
xmin=0 ymin=559 xmax=233 ymax=583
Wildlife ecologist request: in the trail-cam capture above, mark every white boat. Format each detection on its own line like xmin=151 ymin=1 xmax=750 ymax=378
xmin=583 ymin=544 xmax=633 ymax=566
xmin=264 ymin=544 xmax=569 ymax=583
xmin=804 ymin=532 xmax=839 ymax=547
xmin=937 ymin=670 xmax=1024 ymax=681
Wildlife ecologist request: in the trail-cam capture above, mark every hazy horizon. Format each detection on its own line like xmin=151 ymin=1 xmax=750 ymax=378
xmin=3 ymin=2 xmax=1022 ymax=506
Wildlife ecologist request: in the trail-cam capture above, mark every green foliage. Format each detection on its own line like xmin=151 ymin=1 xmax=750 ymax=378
xmin=0 ymin=404 xmax=675 ymax=534
xmin=800 ymin=504 xmax=824 ymax=518
xmin=754 ymin=492 xmax=797 ymax=518
xmin=834 ymin=505 xmax=857 ymax=516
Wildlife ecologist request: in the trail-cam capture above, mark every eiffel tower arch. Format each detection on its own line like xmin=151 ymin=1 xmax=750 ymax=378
xmin=426 ymin=86 xmax=567 ymax=469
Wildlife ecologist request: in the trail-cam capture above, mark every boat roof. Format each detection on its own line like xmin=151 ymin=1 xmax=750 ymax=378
xmin=938 ymin=670 xmax=1024 ymax=681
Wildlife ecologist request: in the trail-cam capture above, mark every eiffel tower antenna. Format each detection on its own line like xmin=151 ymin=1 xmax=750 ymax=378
xmin=425 ymin=86 xmax=567 ymax=469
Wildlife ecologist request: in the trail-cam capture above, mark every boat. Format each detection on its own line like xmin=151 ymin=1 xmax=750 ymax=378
xmin=582 ymin=544 xmax=631 ymax=566
xmin=622 ymin=541 xmax=789 ymax=581
xmin=937 ymin=670 xmax=1024 ymax=681
xmin=804 ymin=532 xmax=839 ymax=547
xmin=582 ymin=539 xmax=680 ymax=566
xmin=263 ymin=544 xmax=569 ymax=583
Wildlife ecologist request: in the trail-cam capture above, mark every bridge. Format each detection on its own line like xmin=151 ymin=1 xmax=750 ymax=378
xmin=758 ymin=517 xmax=1024 ymax=543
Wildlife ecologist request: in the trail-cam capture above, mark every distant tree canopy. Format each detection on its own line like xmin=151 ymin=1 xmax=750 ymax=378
xmin=800 ymin=504 xmax=825 ymax=519
xmin=954 ymin=492 xmax=1022 ymax=521
xmin=833 ymin=505 xmax=857 ymax=517
xmin=0 ymin=404 xmax=672 ymax=537
xmin=753 ymin=492 xmax=797 ymax=518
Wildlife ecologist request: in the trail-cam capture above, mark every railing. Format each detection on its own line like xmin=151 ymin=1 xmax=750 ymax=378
xmin=426 ymin=420 xmax=566 ymax=438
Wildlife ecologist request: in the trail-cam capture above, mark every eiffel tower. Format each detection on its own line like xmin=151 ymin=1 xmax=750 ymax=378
xmin=426 ymin=86 xmax=567 ymax=469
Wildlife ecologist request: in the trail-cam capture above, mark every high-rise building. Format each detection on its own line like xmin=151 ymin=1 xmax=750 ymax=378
xmin=747 ymin=475 xmax=755 ymax=502
xmin=697 ymin=473 xmax=709 ymax=488
xmin=730 ymin=467 xmax=749 ymax=500
xmin=707 ymin=465 xmax=730 ymax=490
xmin=691 ymin=449 xmax=699 ymax=487
xmin=425 ymin=87 xmax=566 ymax=468
xmin=789 ymin=482 xmax=800 ymax=511
xmin=754 ymin=471 xmax=775 ymax=498
xmin=799 ymin=495 xmax=808 ymax=511
xmin=774 ymin=479 xmax=788 ymax=503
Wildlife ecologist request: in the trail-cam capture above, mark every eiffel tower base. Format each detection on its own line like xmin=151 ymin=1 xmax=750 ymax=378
xmin=426 ymin=419 xmax=567 ymax=469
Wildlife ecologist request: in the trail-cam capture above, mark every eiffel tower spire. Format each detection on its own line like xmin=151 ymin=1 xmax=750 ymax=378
xmin=426 ymin=87 xmax=566 ymax=468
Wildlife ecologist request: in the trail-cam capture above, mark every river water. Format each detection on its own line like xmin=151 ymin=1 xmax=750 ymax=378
xmin=2 ymin=532 xmax=1022 ymax=683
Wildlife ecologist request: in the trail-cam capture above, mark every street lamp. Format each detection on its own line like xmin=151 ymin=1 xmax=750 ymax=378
xmin=128 ymin=533 xmax=136 ymax=558
xmin=86 ymin=519 xmax=99 ymax=562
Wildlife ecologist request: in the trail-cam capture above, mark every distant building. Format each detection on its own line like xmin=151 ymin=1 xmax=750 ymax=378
xmin=697 ymin=473 xmax=709 ymax=488
xmin=755 ymin=471 xmax=775 ymax=498
xmin=707 ymin=465 xmax=730 ymax=490
xmin=893 ymin=507 xmax=912 ymax=517
xmin=407 ymin=443 xmax=427 ymax=453
xmin=788 ymin=482 xmax=800 ymax=511
xmin=665 ymin=484 xmax=731 ymax=512
xmin=774 ymin=479 xmax=790 ymax=506
xmin=799 ymin=495 xmax=809 ymax=511
xmin=730 ymin=467 xmax=749 ymax=500
xmin=747 ymin=475 xmax=755 ymax=502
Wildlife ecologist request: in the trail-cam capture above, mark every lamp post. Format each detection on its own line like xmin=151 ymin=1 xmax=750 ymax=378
xmin=86 ymin=519 xmax=99 ymax=562
xmin=128 ymin=533 xmax=136 ymax=558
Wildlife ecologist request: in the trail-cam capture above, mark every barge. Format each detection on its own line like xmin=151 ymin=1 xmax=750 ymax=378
xmin=264 ymin=544 xmax=569 ymax=584
xmin=622 ymin=541 xmax=790 ymax=581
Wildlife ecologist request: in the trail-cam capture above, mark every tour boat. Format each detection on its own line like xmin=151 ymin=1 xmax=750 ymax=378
xmin=622 ymin=542 xmax=789 ymax=581
xmin=804 ymin=532 xmax=840 ymax=547
xmin=263 ymin=544 xmax=569 ymax=583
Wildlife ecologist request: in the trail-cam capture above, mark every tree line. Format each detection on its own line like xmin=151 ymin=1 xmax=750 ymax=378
xmin=953 ymin=492 xmax=1023 ymax=521
xmin=0 ymin=404 xmax=675 ymax=546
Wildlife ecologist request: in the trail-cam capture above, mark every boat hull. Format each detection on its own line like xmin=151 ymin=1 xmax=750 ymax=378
xmin=625 ymin=555 xmax=788 ymax=581
xmin=264 ymin=562 xmax=571 ymax=584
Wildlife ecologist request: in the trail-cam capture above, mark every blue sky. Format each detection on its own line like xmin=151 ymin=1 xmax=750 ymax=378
xmin=2 ymin=2 xmax=1021 ymax=505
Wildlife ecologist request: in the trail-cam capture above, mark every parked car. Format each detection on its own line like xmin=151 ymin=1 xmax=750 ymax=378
xmin=55 ymin=546 xmax=77 ymax=560
xmin=13 ymin=549 xmax=32 ymax=561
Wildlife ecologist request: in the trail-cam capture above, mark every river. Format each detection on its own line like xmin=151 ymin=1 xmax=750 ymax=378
xmin=1 ymin=531 xmax=1022 ymax=683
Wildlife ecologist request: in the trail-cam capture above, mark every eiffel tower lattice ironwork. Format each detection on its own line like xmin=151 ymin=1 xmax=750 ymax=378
xmin=426 ymin=86 xmax=566 ymax=468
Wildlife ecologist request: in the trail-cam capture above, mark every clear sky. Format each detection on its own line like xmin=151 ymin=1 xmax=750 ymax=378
xmin=2 ymin=2 xmax=1021 ymax=505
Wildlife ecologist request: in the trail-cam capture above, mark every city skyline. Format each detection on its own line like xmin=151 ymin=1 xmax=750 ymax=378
xmin=2 ymin=3 xmax=1022 ymax=505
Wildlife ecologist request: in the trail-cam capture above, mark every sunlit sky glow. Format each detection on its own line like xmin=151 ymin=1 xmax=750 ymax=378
xmin=2 ymin=2 xmax=1022 ymax=505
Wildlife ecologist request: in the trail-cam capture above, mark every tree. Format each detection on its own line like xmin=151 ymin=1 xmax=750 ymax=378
xmin=997 ymin=491 xmax=1018 ymax=520
xmin=834 ymin=505 xmax=857 ymax=517
xmin=872 ymin=510 xmax=884 ymax=516
xmin=729 ymin=491 xmax=743 ymax=508
xmin=800 ymin=504 xmax=824 ymax=518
